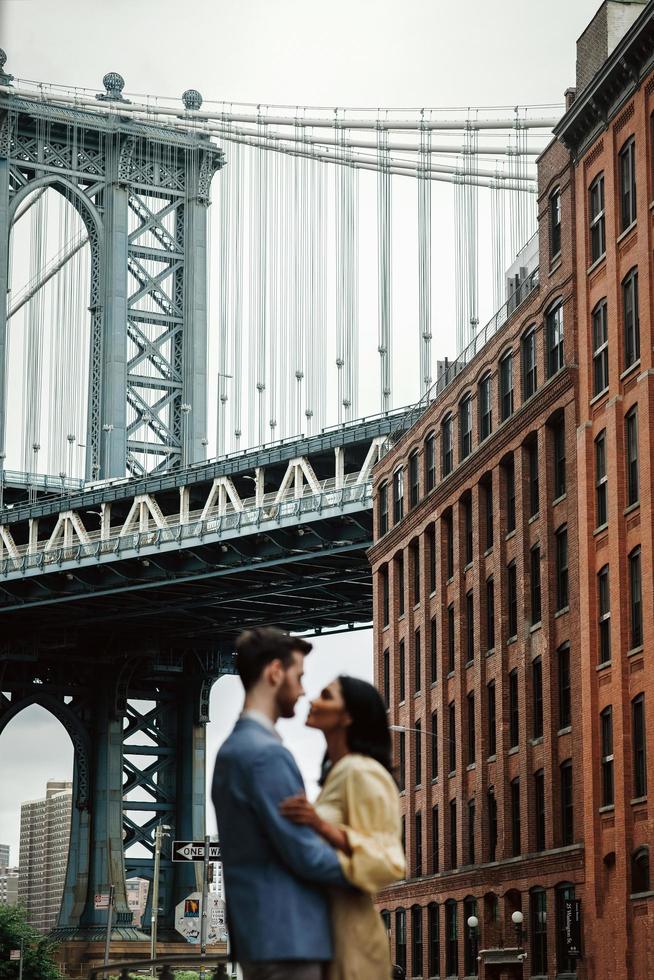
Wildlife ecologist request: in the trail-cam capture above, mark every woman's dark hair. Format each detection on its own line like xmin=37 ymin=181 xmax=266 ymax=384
xmin=338 ymin=675 xmax=393 ymax=774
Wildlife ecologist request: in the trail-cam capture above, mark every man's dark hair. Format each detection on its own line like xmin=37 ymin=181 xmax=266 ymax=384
xmin=235 ymin=627 xmax=312 ymax=691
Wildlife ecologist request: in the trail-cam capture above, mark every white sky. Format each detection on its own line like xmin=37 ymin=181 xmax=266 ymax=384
xmin=0 ymin=0 xmax=601 ymax=860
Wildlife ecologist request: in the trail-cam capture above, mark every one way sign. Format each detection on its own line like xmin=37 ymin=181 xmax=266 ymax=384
xmin=172 ymin=840 xmax=221 ymax=862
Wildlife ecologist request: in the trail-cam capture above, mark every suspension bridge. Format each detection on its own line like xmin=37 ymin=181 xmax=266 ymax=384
xmin=0 ymin=49 xmax=554 ymax=966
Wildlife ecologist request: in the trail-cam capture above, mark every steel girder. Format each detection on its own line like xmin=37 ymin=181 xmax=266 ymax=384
xmin=0 ymin=92 xmax=223 ymax=479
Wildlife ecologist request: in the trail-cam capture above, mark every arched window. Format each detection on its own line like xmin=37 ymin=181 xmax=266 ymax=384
xmin=380 ymin=908 xmax=391 ymax=936
xmin=589 ymin=172 xmax=606 ymax=262
xmin=377 ymin=481 xmax=388 ymax=537
xmin=445 ymin=899 xmax=458 ymax=977
xmin=411 ymin=904 xmax=423 ymax=977
xmin=442 ymin=413 xmax=453 ymax=476
xmin=529 ymin=886 xmax=548 ymax=975
xmin=427 ymin=902 xmax=440 ymax=976
xmin=521 ymin=326 xmax=538 ymax=400
xmin=464 ymin=895 xmax=479 ymax=976
xmin=592 ymin=299 xmax=609 ymax=395
xmin=546 ymin=301 xmax=564 ymax=377
xmin=408 ymin=450 xmax=420 ymax=508
xmin=618 ymin=135 xmax=636 ymax=231
xmin=392 ymin=466 xmax=404 ymax=525
xmin=549 ymin=186 xmax=561 ymax=258
xmin=460 ymin=393 xmax=473 ymax=459
xmin=622 ymin=267 xmax=640 ymax=369
xmin=395 ymin=907 xmax=406 ymax=971
xmin=631 ymin=847 xmax=650 ymax=894
xmin=499 ymin=351 xmax=514 ymax=420
xmin=424 ymin=431 xmax=436 ymax=491
xmin=478 ymin=372 xmax=492 ymax=440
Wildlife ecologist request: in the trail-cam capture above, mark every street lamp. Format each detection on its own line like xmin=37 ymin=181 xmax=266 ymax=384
xmin=150 ymin=822 xmax=172 ymax=975
xmin=0 ymin=450 xmax=5 ymax=512
xmin=102 ymin=423 xmax=114 ymax=476
xmin=467 ymin=914 xmax=480 ymax=974
xmin=181 ymin=403 xmax=192 ymax=467
xmin=512 ymin=909 xmax=527 ymax=959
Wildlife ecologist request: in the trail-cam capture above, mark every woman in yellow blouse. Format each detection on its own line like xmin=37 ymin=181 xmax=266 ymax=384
xmin=280 ymin=676 xmax=406 ymax=980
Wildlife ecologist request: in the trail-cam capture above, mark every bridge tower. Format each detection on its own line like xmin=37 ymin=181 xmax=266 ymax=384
xmin=0 ymin=58 xmax=223 ymax=480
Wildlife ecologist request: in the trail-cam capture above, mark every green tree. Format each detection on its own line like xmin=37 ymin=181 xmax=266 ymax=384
xmin=0 ymin=904 xmax=62 ymax=979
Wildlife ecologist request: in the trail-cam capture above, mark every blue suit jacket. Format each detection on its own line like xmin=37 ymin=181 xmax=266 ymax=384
xmin=212 ymin=716 xmax=347 ymax=962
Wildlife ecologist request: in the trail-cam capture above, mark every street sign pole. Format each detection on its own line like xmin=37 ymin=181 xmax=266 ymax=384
xmin=102 ymin=884 xmax=115 ymax=980
xmin=18 ymin=937 xmax=24 ymax=980
xmin=199 ymin=833 xmax=210 ymax=980
xmin=150 ymin=824 xmax=163 ymax=977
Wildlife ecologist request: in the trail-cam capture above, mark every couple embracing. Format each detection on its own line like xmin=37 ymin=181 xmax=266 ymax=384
xmin=212 ymin=627 xmax=406 ymax=980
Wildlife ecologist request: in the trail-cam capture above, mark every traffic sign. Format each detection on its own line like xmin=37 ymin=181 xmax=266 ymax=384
xmin=9 ymin=950 xmax=21 ymax=961
xmin=94 ymin=893 xmax=111 ymax=909
xmin=172 ymin=840 xmax=221 ymax=862
xmin=174 ymin=891 xmax=228 ymax=945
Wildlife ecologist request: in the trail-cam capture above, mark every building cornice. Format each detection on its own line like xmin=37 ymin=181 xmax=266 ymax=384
xmin=367 ymin=365 xmax=575 ymax=566
xmin=554 ymin=1 xmax=654 ymax=160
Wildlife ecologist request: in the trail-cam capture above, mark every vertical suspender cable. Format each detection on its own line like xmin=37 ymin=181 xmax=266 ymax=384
xmin=418 ymin=113 xmax=432 ymax=393
xmin=376 ymin=118 xmax=392 ymax=413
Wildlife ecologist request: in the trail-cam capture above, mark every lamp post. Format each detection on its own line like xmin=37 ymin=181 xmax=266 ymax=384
xmin=512 ymin=909 xmax=527 ymax=961
xmin=467 ymin=914 xmax=480 ymax=974
xmin=0 ymin=450 xmax=5 ymax=512
xmin=102 ymin=423 xmax=114 ymax=477
xmin=150 ymin=823 xmax=171 ymax=976
xmin=181 ymin=403 xmax=192 ymax=467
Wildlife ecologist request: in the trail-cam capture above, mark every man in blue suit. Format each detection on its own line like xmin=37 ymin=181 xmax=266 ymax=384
xmin=212 ymin=627 xmax=348 ymax=980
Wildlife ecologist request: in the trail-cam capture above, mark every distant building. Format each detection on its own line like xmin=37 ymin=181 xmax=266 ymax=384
xmin=126 ymin=878 xmax=149 ymax=927
xmin=0 ymin=867 xmax=19 ymax=906
xmin=18 ymin=780 xmax=72 ymax=932
xmin=0 ymin=844 xmax=9 ymax=868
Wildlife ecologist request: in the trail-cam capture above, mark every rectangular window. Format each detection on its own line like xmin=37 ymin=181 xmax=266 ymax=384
xmin=414 ymin=812 xmax=423 ymax=878
xmin=425 ymin=432 xmax=436 ymax=491
xmin=560 ymin=760 xmax=573 ymax=845
xmin=460 ymin=396 xmax=473 ymax=459
xmin=522 ymin=329 xmax=537 ymax=399
xmin=532 ymin=656 xmax=543 ymax=739
xmin=550 ymin=188 xmax=561 ymax=258
xmin=601 ymin=706 xmax=614 ymax=807
xmin=595 ymin=430 xmax=608 ymax=527
xmin=487 ymin=681 xmax=496 ymax=756
xmin=593 ymin=301 xmax=609 ymax=395
xmin=486 ymin=577 xmax=495 ymax=651
xmin=428 ymin=523 xmax=436 ymax=594
xmin=558 ymin=644 xmax=571 ymax=730
xmin=393 ymin=468 xmax=404 ymax=525
xmin=632 ymin=694 xmax=647 ymax=798
xmin=448 ymin=701 xmax=456 ymax=773
xmin=430 ymin=617 xmax=437 ymax=684
xmin=626 ymin=406 xmax=639 ymax=506
xmin=623 ymin=268 xmax=640 ymax=368
xmin=590 ymin=172 xmax=606 ymax=262
xmin=485 ymin=478 xmax=494 ymax=549
xmin=528 ymin=440 xmax=539 ymax=517
xmin=397 ymin=553 xmax=405 ymax=617
xmin=398 ymin=731 xmax=406 ymax=793
xmin=531 ymin=546 xmax=542 ymax=625
xmin=463 ymin=494 xmax=473 ymax=566
xmin=382 ymin=649 xmax=390 ymax=708
xmin=629 ymin=547 xmax=642 ymax=649
xmin=505 ymin=456 xmax=516 ymax=532
xmin=535 ymin=769 xmax=546 ymax=851
xmin=428 ymin=903 xmax=440 ymax=976
xmin=381 ymin=566 xmax=389 ymax=627
xmin=431 ymin=711 xmax=438 ymax=780
xmin=466 ymin=590 xmax=474 ymax=664
xmin=467 ymin=691 xmax=476 ymax=764
xmin=511 ymin=779 xmax=521 ymax=856
xmin=415 ymin=719 xmax=422 ymax=786
xmin=409 ymin=452 xmax=419 ymax=509
xmin=378 ymin=482 xmax=389 ymax=536
xmin=547 ymin=303 xmax=565 ymax=377
xmin=619 ymin=136 xmax=636 ymax=231
xmin=507 ymin=561 xmax=518 ymax=639
xmin=442 ymin=416 xmax=453 ymax=477
xmin=445 ymin=512 xmax=454 ymax=579
xmin=500 ymin=353 xmax=514 ymax=421
xmin=598 ymin=565 xmax=611 ymax=664
xmin=554 ymin=419 xmax=566 ymax=499
xmin=509 ymin=669 xmax=519 ymax=748
xmin=431 ymin=806 xmax=439 ymax=874
xmin=467 ymin=799 xmax=476 ymax=865
xmin=479 ymin=374 xmax=492 ymax=440
xmin=399 ymin=640 xmax=406 ymax=702
xmin=556 ymin=526 xmax=568 ymax=611
xmin=447 ymin=603 xmax=455 ymax=674
xmin=414 ymin=629 xmax=422 ymax=694
xmin=488 ymin=789 xmax=497 ymax=861
xmin=411 ymin=540 xmax=420 ymax=605
xmin=449 ymin=799 xmax=457 ymax=869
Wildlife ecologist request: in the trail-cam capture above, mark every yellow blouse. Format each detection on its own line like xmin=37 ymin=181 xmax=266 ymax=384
xmin=315 ymin=753 xmax=405 ymax=980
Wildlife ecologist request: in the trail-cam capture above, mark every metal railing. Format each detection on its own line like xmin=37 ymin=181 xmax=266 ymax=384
xmin=87 ymin=953 xmax=229 ymax=978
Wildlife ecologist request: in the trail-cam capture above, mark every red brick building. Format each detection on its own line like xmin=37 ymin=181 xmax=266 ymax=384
xmin=369 ymin=3 xmax=654 ymax=977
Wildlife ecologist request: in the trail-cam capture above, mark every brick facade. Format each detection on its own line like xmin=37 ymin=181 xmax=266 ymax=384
xmin=368 ymin=4 xmax=654 ymax=977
